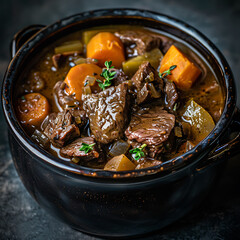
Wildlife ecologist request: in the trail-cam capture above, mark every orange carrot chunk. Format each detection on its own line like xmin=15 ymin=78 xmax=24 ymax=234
xmin=64 ymin=63 xmax=103 ymax=101
xmin=160 ymin=45 xmax=201 ymax=90
xmin=16 ymin=93 xmax=50 ymax=126
xmin=86 ymin=32 xmax=125 ymax=68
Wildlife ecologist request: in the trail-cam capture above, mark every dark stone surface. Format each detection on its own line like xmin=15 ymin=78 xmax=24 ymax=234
xmin=0 ymin=0 xmax=240 ymax=239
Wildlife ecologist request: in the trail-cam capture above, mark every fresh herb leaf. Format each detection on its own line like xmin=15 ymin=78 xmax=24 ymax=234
xmin=159 ymin=65 xmax=177 ymax=79
xmin=97 ymin=61 xmax=116 ymax=90
xmin=79 ymin=142 xmax=96 ymax=154
xmin=129 ymin=144 xmax=147 ymax=161
xmin=21 ymin=96 xmax=25 ymax=100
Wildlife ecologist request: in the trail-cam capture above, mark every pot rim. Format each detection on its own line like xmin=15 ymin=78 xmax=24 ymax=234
xmin=2 ymin=8 xmax=236 ymax=179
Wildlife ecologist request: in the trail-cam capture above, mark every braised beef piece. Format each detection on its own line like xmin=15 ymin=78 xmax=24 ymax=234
xmin=67 ymin=109 xmax=87 ymax=128
xmin=43 ymin=110 xmax=80 ymax=147
xmin=60 ymin=137 xmax=100 ymax=161
xmin=125 ymin=106 xmax=175 ymax=158
xmin=83 ymin=82 xmax=129 ymax=144
xmin=164 ymin=79 xmax=178 ymax=111
xmin=115 ymin=31 xmax=162 ymax=55
xmin=111 ymin=68 xmax=128 ymax=86
xmin=135 ymin=159 xmax=162 ymax=169
xmin=53 ymin=81 xmax=80 ymax=110
xmin=131 ymin=61 xmax=163 ymax=104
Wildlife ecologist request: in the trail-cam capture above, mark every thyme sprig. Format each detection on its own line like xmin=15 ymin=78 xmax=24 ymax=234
xmin=97 ymin=61 xmax=116 ymax=90
xmin=129 ymin=144 xmax=147 ymax=161
xmin=159 ymin=65 xmax=177 ymax=79
xmin=79 ymin=142 xmax=96 ymax=154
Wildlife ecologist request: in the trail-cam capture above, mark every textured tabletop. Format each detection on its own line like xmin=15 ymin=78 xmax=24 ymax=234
xmin=0 ymin=0 xmax=240 ymax=239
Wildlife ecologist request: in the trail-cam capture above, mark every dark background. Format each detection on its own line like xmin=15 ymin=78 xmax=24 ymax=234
xmin=0 ymin=0 xmax=240 ymax=239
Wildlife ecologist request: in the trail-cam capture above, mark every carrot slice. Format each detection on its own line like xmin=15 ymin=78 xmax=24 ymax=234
xmin=64 ymin=63 xmax=103 ymax=100
xmin=16 ymin=93 xmax=50 ymax=126
xmin=86 ymin=32 xmax=125 ymax=68
xmin=160 ymin=45 xmax=201 ymax=90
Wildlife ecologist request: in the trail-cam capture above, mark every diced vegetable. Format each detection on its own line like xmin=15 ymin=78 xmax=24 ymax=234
xmin=64 ymin=63 xmax=103 ymax=100
xmin=74 ymin=57 xmax=87 ymax=65
xmin=83 ymin=30 xmax=99 ymax=45
xmin=74 ymin=57 xmax=98 ymax=65
xmin=54 ymin=40 xmax=83 ymax=54
xmin=82 ymin=86 xmax=92 ymax=95
xmin=174 ymin=126 xmax=183 ymax=138
xmin=72 ymin=157 xmax=80 ymax=164
xmin=84 ymin=75 xmax=96 ymax=87
xmin=148 ymin=83 xmax=161 ymax=98
xmin=109 ymin=140 xmax=130 ymax=157
xmin=87 ymin=32 xmax=125 ymax=68
xmin=74 ymin=116 xmax=82 ymax=125
xmin=31 ymin=129 xmax=50 ymax=148
xmin=160 ymin=45 xmax=201 ymax=90
xmin=82 ymin=29 xmax=115 ymax=45
xmin=16 ymin=93 xmax=50 ymax=126
xmin=122 ymin=48 xmax=163 ymax=77
xmin=104 ymin=154 xmax=136 ymax=171
xmin=181 ymin=99 xmax=215 ymax=143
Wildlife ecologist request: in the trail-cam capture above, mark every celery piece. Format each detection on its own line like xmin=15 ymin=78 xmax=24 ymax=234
xmin=123 ymin=48 xmax=163 ymax=77
xmin=54 ymin=40 xmax=83 ymax=54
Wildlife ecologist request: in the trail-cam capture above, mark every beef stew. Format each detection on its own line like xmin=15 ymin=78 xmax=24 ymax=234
xmin=15 ymin=26 xmax=224 ymax=171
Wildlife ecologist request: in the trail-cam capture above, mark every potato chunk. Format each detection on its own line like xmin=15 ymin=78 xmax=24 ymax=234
xmin=182 ymin=99 xmax=215 ymax=143
xmin=104 ymin=154 xmax=136 ymax=171
xmin=160 ymin=45 xmax=201 ymax=90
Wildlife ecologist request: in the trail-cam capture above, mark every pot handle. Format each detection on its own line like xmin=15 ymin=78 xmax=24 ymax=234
xmin=196 ymin=107 xmax=240 ymax=171
xmin=11 ymin=24 xmax=45 ymax=58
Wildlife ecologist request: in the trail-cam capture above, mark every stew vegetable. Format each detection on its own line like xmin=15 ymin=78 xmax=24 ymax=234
xmin=15 ymin=26 xmax=224 ymax=171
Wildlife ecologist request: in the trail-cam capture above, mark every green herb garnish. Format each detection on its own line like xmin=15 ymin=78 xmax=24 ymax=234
xmin=129 ymin=144 xmax=147 ymax=161
xmin=21 ymin=96 xmax=25 ymax=100
xmin=97 ymin=61 xmax=116 ymax=90
xmin=79 ymin=142 xmax=96 ymax=154
xmin=159 ymin=65 xmax=177 ymax=79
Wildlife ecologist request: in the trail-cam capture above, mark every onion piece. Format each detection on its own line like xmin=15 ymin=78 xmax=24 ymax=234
xmin=82 ymin=86 xmax=92 ymax=95
xmin=31 ymin=129 xmax=50 ymax=148
xmin=84 ymin=75 xmax=96 ymax=87
xmin=148 ymin=83 xmax=161 ymax=98
xmin=109 ymin=140 xmax=130 ymax=157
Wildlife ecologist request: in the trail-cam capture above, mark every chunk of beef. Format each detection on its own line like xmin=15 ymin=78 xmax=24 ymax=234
xmin=115 ymin=31 xmax=162 ymax=55
xmin=83 ymin=83 xmax=129 ymax=144
xmin=43 ymin=110 xmax=80 ymax=147
xmin=164 ymin=79 xmax=178 ymax=111
xmin=68 ymin=108 xmax=87 ymax=128
xmin=135 ymin=159 xmax=162 ymax=169
xmin=53 ymin=81 xmax=80 ymax=111
xmin=60 ymin=137 xmax=99 ymax=161
xmin=131 ymin=61 xmax=163 ymax=104
xmin=111 ymin=68 xmax=128 ymax=86
xmin=125 ymin=106 xmax=175 ymax=157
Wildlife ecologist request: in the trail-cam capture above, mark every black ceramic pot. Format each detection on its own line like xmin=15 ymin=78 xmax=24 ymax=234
xmin=2 ymin=9 xmax=240 ymax=238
